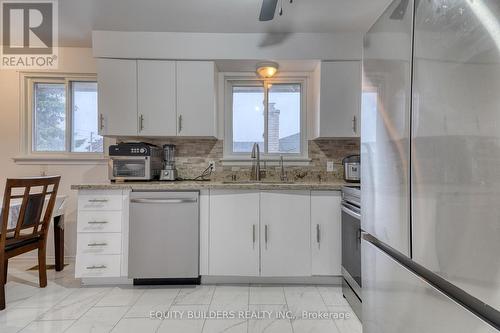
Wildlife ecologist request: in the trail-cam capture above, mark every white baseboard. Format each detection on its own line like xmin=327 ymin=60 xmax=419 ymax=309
xmin=201 ymin=276 xmax=342 ymax=285
xmin=80 ymin=276 xmax=341 ymax=286
xmin=81 ymin=277 xmax=133 ymax=286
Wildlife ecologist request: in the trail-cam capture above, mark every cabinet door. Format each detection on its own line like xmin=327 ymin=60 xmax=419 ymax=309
xmin=311 ymin=191 xmax=342 ymax=276
xmin=176 ymin=61 xmax=216 ymax=137
xmin=97 ymin=59 xmax=138 ymax=136
xmin=137 ymin=60 xmax=177 ymax=136
xmin=320 ymin=61 xmax=361 ymax=138
xmin=260 ymin=191 xmax=311 ymax=277
xmin=209 ymin=190 xmax=260 ymax=276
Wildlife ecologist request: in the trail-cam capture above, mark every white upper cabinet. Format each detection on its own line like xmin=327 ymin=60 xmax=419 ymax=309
xmin=176 ymin=61 xmax=217 ymax=137
xmin=97 ymin=59 xmax=216 ymax=137
xmin=209 ymin=190 xmax=260 ymax=276
xmin=311 ymin=191 xmax=342 ymax=276
xmin=137 ymin=60 xmax=177 ymax=136
xmin=314 ymin=61 xmax=361 ymax=138
xmin=260 ymin=191 xmax=311 ymax=277
xmin=97 ymin=59 xmax=138 ymax=136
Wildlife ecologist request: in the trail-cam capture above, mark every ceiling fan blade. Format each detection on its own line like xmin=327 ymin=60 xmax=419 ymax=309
xmin=259 ymin=0 xmax=278 ymax=21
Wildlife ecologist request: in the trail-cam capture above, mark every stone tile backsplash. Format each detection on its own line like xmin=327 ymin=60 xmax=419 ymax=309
xmin=117 ymin=138 xmax=360 ymax=182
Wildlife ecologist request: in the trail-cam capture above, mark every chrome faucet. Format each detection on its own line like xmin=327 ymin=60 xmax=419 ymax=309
xmin=251 ymin=143 xmax=261 ymax=181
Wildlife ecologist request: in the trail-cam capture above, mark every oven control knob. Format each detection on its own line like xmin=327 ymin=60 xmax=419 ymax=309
xmin=140 ymin=148 xmax=146 ymax=153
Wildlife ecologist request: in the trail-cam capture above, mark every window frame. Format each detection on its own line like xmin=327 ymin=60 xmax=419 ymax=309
xmin=17 ymin=72 xmax=109 ymax=164
xmin=223 ymin=76 xmax=309 ymax=163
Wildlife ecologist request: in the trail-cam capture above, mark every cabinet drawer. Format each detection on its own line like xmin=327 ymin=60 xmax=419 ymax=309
xmin=77 ymin=211 xmax=122 ymax=233
xmin=77 ymin=233 xmax=122 ymax=255
xmin=75 ymin=254 xmax=121 ymax=278
xmin=78 ymin=193 xmax=123 ymax=211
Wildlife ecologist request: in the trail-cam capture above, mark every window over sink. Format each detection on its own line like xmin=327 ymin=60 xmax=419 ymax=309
xmin=224 ymin=78 xmax=308 ymax=162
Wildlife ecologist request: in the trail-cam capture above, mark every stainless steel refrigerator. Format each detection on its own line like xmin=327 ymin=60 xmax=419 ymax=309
xmin=361 ymin=0 xmax=500 ymax=331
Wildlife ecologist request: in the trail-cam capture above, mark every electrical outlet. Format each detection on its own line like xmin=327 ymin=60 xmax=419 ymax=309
xmin=327 ymin=161 xmax=334 ymax=172
xmin=208 ymin=160 xmax=216 ymax=172
xmin=40 ymin=165 xmax=48 ymax=176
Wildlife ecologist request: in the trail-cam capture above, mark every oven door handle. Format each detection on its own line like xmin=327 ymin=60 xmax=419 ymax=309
xmin=341 ymin=204 xmax=361 ymax=219
xmin=131 ymin=198 xmax=197 ymax=204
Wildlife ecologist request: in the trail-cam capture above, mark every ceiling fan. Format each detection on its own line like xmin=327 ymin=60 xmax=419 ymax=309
xmin=259 ymin=0 xmax=294 ymax=21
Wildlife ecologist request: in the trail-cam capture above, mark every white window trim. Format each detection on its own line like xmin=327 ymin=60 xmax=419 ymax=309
xmin=222 ymin=73 xmax=311 ymax=165
xmin=16 ymin=72 xmax=111 ymax=165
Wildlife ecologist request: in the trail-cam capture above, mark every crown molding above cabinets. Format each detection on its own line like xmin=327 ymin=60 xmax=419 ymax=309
xmin=97 ymin=59 xmax=217 ymax=138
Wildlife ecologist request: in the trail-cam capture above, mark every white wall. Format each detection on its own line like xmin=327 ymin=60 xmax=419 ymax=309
xmin=0 ymin=47 xmax=108 ymax=258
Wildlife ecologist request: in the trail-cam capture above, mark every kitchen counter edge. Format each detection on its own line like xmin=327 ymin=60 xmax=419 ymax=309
xmin=71 ymin=181 xmax=352 ymax=191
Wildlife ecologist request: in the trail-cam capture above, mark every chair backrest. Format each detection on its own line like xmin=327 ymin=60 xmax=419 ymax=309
xmin=0 ymin=176 xmax=60 ymax=247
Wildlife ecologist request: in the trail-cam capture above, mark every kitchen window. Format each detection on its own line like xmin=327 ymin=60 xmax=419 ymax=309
xmin=18 ymin=74 xmax=106 ymax=162
xmin=224 ymin=78 xmax=307 ymax=162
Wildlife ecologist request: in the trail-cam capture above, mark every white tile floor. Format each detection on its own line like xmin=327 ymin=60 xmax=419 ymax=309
xmin=1 ymin=260 xmax=362 ymax=333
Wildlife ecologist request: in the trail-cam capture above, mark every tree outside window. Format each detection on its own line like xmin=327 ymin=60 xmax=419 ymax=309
xmin=32 ymin=80 xmax=103 ymax=154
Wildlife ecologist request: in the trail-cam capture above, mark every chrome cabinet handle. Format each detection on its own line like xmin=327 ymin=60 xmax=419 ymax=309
xmin=264 ymin=225 xmax=269 ymax=248
xmin=87 ymin=243 xmax=108 ymax=247
xmin=86 ymin=265 xmax=107 ymax=270
xmin=316 ymin=224 xmax=321 ymax=244
xmin=352 ymin=115 xmax=357 ymax=134
xmin=178 ymin=115 xmax=183 ymax=133
xmin=252 ymin=224 xmax=256 ymax=244
xmin=87 ymin=221 xmax=108 ymax=224
xmin=356 ymin=229 xmax=362 ymax=249
xmin=88 ymin=199 xmax=108 ymax=203
xmin=139 ymin=114 xmax=144 ymax=131
xmin=99 ymin=114 xmax=104 ymax=131
xmin=130 ymin=198 xmax=197 ymax=204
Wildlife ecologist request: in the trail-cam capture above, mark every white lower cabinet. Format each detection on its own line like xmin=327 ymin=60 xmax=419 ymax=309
xmin=75 ymin=254 xmax=122 ymax=278
xmin=78 ymin=192 xmax=124 ymax=211
xmin=311 ymin=191 xmax=342 ymax=276
xmin=209 ymin=190 xmax=260 ymax=276
xmin=260 ymin=191 xmax=311 ymax=277
xmin=76 ymin=233 xmax=122 ymax=255
xmin=75 ymin=190 xmax=129 ymax=279
xmin=77 ymin=211 xmax=122 ymax=233
xmin=208 ymin=190 xmax=328 ymax=277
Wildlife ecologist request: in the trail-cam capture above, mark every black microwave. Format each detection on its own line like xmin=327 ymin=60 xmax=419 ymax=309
xmin=108 ymin=143 xmax=163 ymax=181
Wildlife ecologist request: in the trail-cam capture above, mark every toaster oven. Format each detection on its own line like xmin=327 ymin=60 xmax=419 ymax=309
xmin=108 ymin=143 xmax=163 ymax=181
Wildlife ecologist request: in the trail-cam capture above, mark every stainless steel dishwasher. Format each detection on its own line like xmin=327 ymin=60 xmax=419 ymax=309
xmin=129 ymin=191 xmax=199 ymax=284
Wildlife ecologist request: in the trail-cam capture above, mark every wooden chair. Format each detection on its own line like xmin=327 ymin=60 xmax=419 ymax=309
xmin=0 ymin=176 xmax=61 ymax=310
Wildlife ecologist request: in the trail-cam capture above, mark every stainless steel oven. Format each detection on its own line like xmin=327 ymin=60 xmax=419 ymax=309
xmin=341 ymin=185 xmax=362 ymax=320
xmin=108 ymin=143 xmax=163 ymax=181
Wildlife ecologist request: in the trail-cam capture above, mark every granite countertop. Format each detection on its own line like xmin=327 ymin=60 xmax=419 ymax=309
xmin=71 ymin=180 xmax=353 ymax=191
